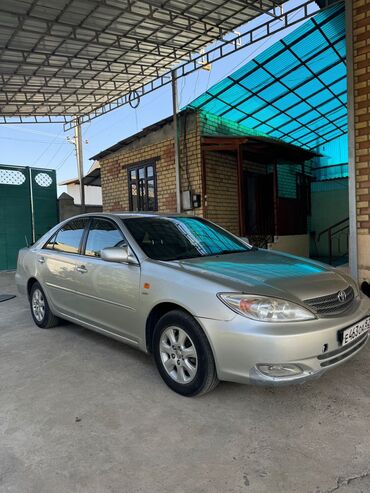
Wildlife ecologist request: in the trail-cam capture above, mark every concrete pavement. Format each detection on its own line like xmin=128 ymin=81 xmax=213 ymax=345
xmin=0 ymin=271 xmax=369 ymax=493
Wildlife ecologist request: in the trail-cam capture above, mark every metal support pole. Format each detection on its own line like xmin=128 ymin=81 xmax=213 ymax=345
xmin=237 ymin=144 xmax=246 ymax=237
xmin=345 ymin=0 xmax=358 ymax=280
xmin=74 ymin=116 xmax=86 ymax=213
xmin=273 ymin=162 xmax=278 ymax=240
xmin=172 ymin=70 xmax=182 ymax=213
xmin=328 ymin=227 xmax=333 ymax=266
xmin=201 ymin=148 xmax=208 ymax=217
xmin=28 ymin=167 xmax=36 ymax=243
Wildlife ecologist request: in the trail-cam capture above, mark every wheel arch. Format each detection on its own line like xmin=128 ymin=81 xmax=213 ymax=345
xmin=27 ymin=277 xmax=39 ymax=299
xmin=146 ymin=302 xmax=198 ymax=353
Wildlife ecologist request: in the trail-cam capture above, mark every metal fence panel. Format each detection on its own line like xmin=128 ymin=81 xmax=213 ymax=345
xmin=0 ymin=166 xmax=32 ymax=270
xmin=0 ymin=165 xmax=58 ymax=270
xmin=30 ymin=168 xmax=58 ymax=241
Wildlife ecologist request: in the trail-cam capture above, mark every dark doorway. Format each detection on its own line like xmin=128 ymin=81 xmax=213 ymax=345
xmin=277 ymin=172 xmax=310 ymax=236
xmin=244 ymin=170 xmax=275 ymax=241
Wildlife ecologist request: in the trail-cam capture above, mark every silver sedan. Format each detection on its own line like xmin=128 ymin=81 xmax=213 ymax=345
xmin=16 ymin=213 xmax=370 ymax=396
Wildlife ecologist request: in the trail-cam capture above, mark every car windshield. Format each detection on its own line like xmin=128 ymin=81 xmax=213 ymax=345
xmin=122 ymin=216 xmax=251 ymax=261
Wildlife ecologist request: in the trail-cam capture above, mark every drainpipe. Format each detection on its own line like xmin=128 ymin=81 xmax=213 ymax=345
xmin=345 ymin=0 xmax=358 ymax=280
xmin=172 ymin=69 xmax=182 ymax=213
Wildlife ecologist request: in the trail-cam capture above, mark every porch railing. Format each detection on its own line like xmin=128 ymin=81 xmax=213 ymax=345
xmin=317 ymin=217 xmax=349 ymax=265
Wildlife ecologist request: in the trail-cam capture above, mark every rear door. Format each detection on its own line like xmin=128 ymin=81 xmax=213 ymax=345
xmin=39 ymin=217 xmax=90 ymax=316
xmin=74 ymin=217 xmax=141 ymax=342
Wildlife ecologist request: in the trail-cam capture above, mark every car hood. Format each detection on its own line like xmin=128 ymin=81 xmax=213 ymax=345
xmin=170 ymin=249 xmax=351 ymax=303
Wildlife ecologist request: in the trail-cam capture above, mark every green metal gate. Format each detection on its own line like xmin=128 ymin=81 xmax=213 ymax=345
xmin=0 ymin=165 xmax=58 ymax=270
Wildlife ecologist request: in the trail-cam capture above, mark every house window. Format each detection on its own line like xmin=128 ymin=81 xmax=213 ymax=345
xmin=128 ymin=162 xmax=157 ymax=211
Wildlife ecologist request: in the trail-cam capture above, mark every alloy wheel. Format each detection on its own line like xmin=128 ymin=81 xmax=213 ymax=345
xmin=159 ymin=326 xmax=198 ymax=384
xmin=32 ymin=288 xmax=45 ymax=322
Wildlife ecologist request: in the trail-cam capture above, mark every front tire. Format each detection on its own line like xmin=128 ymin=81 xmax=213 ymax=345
xmin=30 ymin=282 xmax=59 ymax=329
xmin=153 ymin=310 xmax=219 ymax=396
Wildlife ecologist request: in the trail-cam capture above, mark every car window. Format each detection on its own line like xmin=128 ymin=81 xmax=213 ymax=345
xmin=51 ymin=218 xmax=88 ymax=254
xmin=122 ymin=216 xmax=250 ymax=261
xmin=44 ymin=233 xmax=57 ymax=250
xmin=84 ymin=218 xmax=126 ymax=257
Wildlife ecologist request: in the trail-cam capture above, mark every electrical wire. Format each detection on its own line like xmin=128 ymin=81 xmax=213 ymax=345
xmin=47 ymin=140 xmax=68 ymax=165
xmin=179 ymin=75 xmax=186 ymax=107
xmin=3 ymin=126 xmax=67 ymax=139
xmin=134 ymin=107 xmax=139 ymax=133
xmin=55 ymin=148 xmax=75 ymax=171
xmin=0 ymin=136 xmax=68 ymax=144
xmin=31 ymin=129 xmax=66 ymax=166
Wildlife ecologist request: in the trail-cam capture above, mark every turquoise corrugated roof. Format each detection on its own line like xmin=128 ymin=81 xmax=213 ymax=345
xmin=186 ymin=3 xmax=346 ymax=151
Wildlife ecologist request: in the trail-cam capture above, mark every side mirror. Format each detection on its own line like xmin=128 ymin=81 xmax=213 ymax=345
xmin=101 ymin=246 xmax=138 ymax=265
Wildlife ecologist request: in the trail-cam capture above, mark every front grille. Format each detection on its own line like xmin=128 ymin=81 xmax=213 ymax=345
xmin=304 ymin=285 xmax=355 ymax=316
xmin=318 ymin=332 xmax=368 ymax=368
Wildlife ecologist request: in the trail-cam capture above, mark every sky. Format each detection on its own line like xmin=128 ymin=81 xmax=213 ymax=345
xmin=0 ymin=0 xmax=318 ymax=194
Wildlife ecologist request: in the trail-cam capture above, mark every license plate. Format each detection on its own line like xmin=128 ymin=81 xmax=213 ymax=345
xmin=340 ymin=317 xmax=370 ymax=347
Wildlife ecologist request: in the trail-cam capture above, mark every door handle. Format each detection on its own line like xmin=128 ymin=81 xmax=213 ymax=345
xmin=38 ymin=256 xmax=45 ymax=264
xmin=76 ymin=265 xmax=87 ymax=274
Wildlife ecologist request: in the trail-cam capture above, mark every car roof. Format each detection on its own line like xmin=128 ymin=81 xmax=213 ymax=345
xmin=71 ymin=212 xmax=190 ymax=220
xmin=116 ymin=212 xmax=187 ymax=219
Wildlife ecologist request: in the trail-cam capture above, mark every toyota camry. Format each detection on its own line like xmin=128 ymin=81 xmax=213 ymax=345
xmin=16 ymin=213 xmax=370 ymax=396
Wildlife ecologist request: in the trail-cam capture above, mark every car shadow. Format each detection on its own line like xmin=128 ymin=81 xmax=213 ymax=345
xmin=54 ymin=319 xmax=367 ymax=404
xmin=57 ymin=320 xmax=153 ymax=365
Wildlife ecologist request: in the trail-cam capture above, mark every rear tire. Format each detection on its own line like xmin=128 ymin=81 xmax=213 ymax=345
xmin=30 ymin=282 xmax=59 ymax=329
xmin=153 ymin=310 xmax=219 ymax=396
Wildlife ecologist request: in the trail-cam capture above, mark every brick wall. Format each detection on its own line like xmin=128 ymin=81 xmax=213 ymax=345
xmin=100 ymin=139 xmax=177 ymax=213
xmin=353 ymin=0 xmax=370 ymax=281
xmin=99 ymin=109 xmax=315 ymax=243
xmin=179 ymin=113 xmax=203 ymax=217
xmin=277 ymin=163 xmax=302 ymax=199
xmin=99 ymin=114 xmax=203 ymax=215
xmin=204 ymin=151 xmax=240 ymax=235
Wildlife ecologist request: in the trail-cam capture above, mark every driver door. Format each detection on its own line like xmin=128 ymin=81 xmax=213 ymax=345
xmin=73 ymin=217 xmax=141 ymax=343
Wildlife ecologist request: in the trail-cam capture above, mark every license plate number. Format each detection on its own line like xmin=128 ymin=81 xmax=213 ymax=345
xmin=341 ymin=317 xmax=370 ymax=347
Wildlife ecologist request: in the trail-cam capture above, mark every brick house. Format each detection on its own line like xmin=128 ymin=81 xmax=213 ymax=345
xmin=91 ymin=109 xmax=316 ymax=256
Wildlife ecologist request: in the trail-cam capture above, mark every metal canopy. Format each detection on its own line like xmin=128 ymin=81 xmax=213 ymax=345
xmin=202 ymin=135 xmax=318 ymax=161
xmin=0 ymin=0 xmax=284 ymax=124
xmin=0 ymin=0 xmax=342 ymax=128
xmin=187 ymin=2 xmax=346 ymax=149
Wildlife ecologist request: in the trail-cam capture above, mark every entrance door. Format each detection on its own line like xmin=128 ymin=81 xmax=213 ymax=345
xmin=244 ymin=171 xmax=275 ymax=240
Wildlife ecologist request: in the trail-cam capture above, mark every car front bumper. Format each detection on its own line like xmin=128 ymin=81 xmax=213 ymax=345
xmin=197 ymin=295 xmax=370 ymax=386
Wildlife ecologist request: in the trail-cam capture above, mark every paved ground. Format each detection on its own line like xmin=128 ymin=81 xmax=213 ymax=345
xmin=0 ymin=271 xmax=369 ymax=493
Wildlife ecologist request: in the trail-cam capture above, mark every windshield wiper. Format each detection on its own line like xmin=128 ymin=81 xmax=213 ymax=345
xmin=159 ymin=248 xmax=253 ymax=261
xmin=205 ymin=248 xmax=250 ymax=257
xmin=159 ymin=254 xmax=200 ymax=261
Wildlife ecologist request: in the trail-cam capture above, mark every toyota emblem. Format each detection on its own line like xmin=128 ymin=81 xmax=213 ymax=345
xmin=337 ymin=290 xmax=347 ymax=303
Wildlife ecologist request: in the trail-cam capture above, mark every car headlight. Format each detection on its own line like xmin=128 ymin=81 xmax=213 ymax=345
xmin=217 ymin=293 xmax=315 ymax=322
